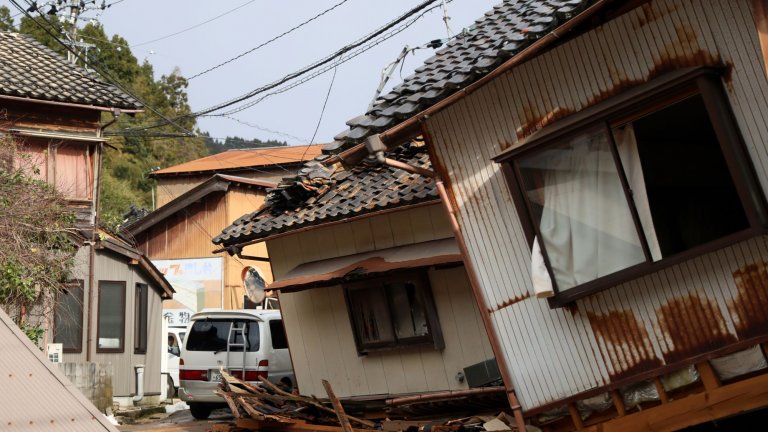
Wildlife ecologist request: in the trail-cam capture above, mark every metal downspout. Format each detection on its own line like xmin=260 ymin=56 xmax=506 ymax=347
xmin=435 ymin=180 xmax=527 ymax=431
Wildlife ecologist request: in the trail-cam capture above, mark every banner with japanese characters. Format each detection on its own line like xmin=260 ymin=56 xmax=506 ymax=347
xmin=154 ymin=257 xmax=223 ymax=313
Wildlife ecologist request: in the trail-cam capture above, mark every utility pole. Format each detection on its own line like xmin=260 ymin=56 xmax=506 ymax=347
xmin=65 ymin=0 xmax=80 ymax=63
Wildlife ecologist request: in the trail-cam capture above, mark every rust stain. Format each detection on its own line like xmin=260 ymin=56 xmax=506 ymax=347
xmin=657 ymin=294 xmax=736 ymax=364
xmin=633 ymin=2 xmax=680 ymax=29
xmin=488 ymin=291 xmax=531 ymax=313
xmin=730 ymin=261 xmax=768 ymax=340
xmin=512 ymin=107 xmax=574 ymax=142
xmin=587 ymin=309 xmax=663 ymax=380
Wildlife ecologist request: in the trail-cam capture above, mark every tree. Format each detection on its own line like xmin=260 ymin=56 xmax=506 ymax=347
xmin=0 ymin=137 xmax=77 ymax=341
xmin=0 ymin=6 xmax=15 ymax=32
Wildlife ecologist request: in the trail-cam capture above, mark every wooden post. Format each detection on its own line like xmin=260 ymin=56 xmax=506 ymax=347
xmin=696 ymin=361 xmax=721 ymax=392
xmin=653 ymin=377 xmax=669 ymax=403
xmin=323 ymin=380 xmax=353 ymax=432
xmin=611 ymin=390 xmax=626 ymax=417
xmin=568 ymin=402 xmax=584 ymax=430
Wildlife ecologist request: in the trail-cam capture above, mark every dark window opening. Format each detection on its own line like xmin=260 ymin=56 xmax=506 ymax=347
xmin=185 ymin=320 xmax=260 ymax=352
xmin=629 ymin=95 xmax=748 ymax=256
xmin=269 ymin=320 xmax=288 ymax=350
xmin=344 ymin=271 xmax=443 ymax=354
xmin=134 ymin=283 xmax=148 ymax=354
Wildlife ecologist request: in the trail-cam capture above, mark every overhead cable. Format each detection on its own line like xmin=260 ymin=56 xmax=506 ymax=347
xmin=186 ymin=0 xmax=352 ymax=81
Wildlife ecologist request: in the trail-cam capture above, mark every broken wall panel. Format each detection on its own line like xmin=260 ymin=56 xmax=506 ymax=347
xmin=425 ymin=0 xmax=768 ymax=410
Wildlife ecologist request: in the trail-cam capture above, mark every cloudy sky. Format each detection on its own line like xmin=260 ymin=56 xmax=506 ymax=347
xmin=2 ymin=0 xmax=498 ymax=144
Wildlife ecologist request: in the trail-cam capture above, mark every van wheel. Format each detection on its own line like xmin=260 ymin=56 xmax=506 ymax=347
xmin=166 ymin=376 xmax=176 ymax=398
xmin=189 ymin=403 xmax=212 ymax=420
xmin=280 ymin=377 xmax=294 ymax=392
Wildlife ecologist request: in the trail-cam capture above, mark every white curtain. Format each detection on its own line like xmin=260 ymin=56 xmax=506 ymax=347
xmin=532 ymin=131 xmax=645 ymax=292
xmin=614 ymin=124 xmax=662 ymax=261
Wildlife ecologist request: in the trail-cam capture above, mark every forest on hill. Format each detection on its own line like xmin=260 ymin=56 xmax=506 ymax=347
xmin=0 ymin=6 xmax=284 ymax=228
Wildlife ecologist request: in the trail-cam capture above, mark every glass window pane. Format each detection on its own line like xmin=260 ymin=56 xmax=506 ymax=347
xmin=614 ymin=95 xmax=749 ymax=258
xmin=386 ymin=281 xmax=429 ymax=339
xmin=519 ymin=129 xmax=645 ymax=291
xmin=185 ymin=320 xmax=260 ymax=352
xmin=97 ymin=282 xmax=124 ymax=350
xmin=348 ymin=287 xmax=394 ymax=345
xmin=269 ymin=320 xmax=288 ymax=350
xmin=54 ymin=281 xmax=83 ymax=351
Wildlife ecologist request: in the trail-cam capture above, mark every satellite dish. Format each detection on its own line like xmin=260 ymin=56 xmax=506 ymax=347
xmin=243 ymin=267 xmax=266 ymax=304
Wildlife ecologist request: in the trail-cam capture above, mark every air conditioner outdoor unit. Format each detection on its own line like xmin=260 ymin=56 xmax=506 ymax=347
xmin=463 ymin=358 xmax=502 ymax=388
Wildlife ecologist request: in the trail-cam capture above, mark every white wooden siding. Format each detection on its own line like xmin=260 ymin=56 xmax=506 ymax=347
xmin=425 ymin=0 xmax=768 ymax=409
xmin=267 ymin=204 xmax=494 ymax=397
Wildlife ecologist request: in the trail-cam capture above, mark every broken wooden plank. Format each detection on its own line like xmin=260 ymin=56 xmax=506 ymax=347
xmin=215 ymin=389 xmax=242 ymax=419
xmin=260 ymin=377 xmax=375 ymax=428
xmin=322 ymin=380 xmax=353 ymax=432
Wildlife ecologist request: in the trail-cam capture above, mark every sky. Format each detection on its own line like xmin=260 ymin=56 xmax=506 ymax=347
xmin=2 ymin=0 xmax=499 ymax=145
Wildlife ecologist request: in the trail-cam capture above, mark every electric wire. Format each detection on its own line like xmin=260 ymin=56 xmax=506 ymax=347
xmin=131 ymin=0 xmax=257 ymax=48
xmin=119 ymin=0 xmax=446 ymax=133
xmin=186 ymin=0 xmax=351 ymax=81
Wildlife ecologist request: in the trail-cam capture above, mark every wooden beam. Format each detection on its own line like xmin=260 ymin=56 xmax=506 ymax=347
xmin=323 ymin=380 xmax=353 ymax=432
xmin=583 ymin=370 xmax=768 ymax=432
xmin=696 ymin=361 xmax=721 ymax=391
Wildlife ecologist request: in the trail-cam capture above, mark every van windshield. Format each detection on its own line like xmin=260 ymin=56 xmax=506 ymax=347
xmin=186 ymin=319 xmax=260 ymax=352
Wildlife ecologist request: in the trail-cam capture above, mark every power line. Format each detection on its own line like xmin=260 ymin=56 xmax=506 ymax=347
xmin=299 ymin=55 xmax=341 ymax=172
xmin=120 ymin=0 xmax=446 ymax=132
xmin=11 ymin=0 xmax=196 ymax=137
xmin=186 ymin=0 xmax=351 ymax=81
xmin=131 ymin=0 xmax=257 ymax=48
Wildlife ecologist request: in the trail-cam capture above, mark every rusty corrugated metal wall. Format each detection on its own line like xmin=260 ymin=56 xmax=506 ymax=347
xmin=425 ymin=0 xmax=768 ymax=409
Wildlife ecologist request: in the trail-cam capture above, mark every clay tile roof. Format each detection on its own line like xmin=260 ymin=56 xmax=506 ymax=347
xmin=0 ymin=32 xmax=141 ymax=110
xmin=151 ymin=145 xmax=325 ymax=176
xmin=327 ymin=0 xmax=591 ymax=152
xmin=213 ymin=142 xmax=437 ymax=247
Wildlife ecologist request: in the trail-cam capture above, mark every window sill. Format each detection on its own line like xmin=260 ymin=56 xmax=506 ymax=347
xmin=547 ymin=227 xmax=766 ymax=308
xmin=357 ymin=340 xmax=440 ymax=356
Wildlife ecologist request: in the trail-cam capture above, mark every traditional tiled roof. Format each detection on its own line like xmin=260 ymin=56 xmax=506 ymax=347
xmin=325 ymin=0 xmax=591 ymax=154
xmin=216 ymin=0 xmax=592 ymax=247
xmin=0 ymin=32 xmax=141 ymax=110
xmin=213 ymin=142 xmax=437 ymax=246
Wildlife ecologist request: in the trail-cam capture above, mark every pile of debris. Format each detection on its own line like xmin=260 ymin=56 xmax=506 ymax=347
xmin=216 ymin=371 xmax=535 ymax=432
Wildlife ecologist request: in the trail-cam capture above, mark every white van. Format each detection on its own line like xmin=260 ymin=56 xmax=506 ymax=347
xmin=178 ymin=309 xmax=294 ymax=420
xmin=166 ymin=325 xmax=186 ymax=397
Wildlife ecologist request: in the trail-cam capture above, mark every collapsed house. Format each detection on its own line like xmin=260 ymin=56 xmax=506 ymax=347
xmin=216 ymin=0 xmax=768 ymax=430
xmin=214 ymin=142 xmax=505 ymax=412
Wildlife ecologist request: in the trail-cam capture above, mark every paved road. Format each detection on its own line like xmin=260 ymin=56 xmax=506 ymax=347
xmin=117 ymin=408 xmax=235 ymax=432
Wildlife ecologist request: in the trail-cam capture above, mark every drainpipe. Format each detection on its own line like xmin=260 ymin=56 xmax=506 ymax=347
xmin=133 ymin=364 xmax=145 ymax=404
xmin=435 ymin=180 xmax=527 ymax=431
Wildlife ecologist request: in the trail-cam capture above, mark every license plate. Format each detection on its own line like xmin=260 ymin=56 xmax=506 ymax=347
xmin=210 ymin=370 xmax=222 ymax=382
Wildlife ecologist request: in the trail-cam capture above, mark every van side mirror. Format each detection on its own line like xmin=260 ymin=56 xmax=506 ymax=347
xmin=169 ymin=346 xmax=180 ymax=357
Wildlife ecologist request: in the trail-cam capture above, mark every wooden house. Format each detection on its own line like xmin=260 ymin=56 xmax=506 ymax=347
xmin=149 ymin=144 xmax=322 ymax=207
xmin=213 ymin=142 xmax=501 ymax=405
xmin=124 ymin=174 xmax=277 ymax=311
xmin=123 ymin=145 xmax=324 ymax=313
xmin=0 ymin=32 xmax=174 ymax=408
xmin=221 ymin=0 xmax=768 ymax=430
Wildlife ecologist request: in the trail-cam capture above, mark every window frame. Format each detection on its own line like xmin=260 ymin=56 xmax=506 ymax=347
xmin=343 ymin=270 xmax=444 ymax=355
xmin=96 ymin=280 xmax=126 ymax=354
xmin=134 ymin=283 xmax=149 ymax=354
xmin=54 ymin=279 xmax=84 ymax=354
xmin=495 ymin=67 xmax=768 ymax=307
